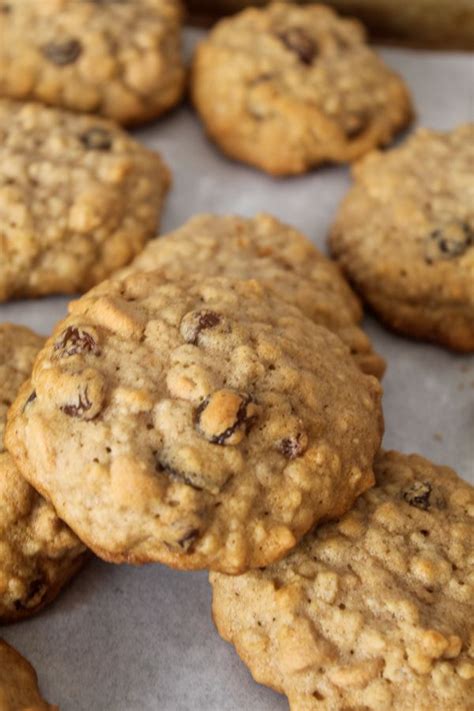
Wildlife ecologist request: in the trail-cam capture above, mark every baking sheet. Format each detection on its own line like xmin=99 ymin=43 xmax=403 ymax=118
xmin=2 ymin=29 xmax=473 ymax=711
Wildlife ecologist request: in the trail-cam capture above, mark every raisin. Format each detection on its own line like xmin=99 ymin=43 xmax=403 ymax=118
xmin=54 ymin=326 xmax=100 ymax=357
xmin=23 ymin=390 xmax=37 ymax=412
xmin=157 ymin=459 xmax=203 ymax=492
xmin=180 ymin=310 xmax=222 ymax=345
xmin=61 ymin=388 xmax=93 ymax=418
xmin=402 ymin=481 xmax=432 ymax=510
xmin=278 ymin=432 xmax=308 ymax=459
xmin=42 ymin=38 xmax=83 ymax=66
xmin=0 ymin=3 xmax=11 ymax=13
xmin=14 ymin=578 xmax=45 ymax=611
xmin=80 ymin=127 xmax=113 ymax=151
xmin=425 ymin=221 xmax=474 ymax=263
xmin=177 ymin=528 xmax=200 ymax=551
xmin=277 ymin=28 xmax=317 ymax=65
xmin=196 ymin=390 xmax=259 ymax=446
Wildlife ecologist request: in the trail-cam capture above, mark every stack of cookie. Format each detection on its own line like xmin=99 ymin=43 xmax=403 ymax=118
xmin=0 ymin=1 xmax=472 ymax=709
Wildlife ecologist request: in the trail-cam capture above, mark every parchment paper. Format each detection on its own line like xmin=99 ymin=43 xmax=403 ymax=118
xmin=1 ymin=29 xmax=473 ymax=711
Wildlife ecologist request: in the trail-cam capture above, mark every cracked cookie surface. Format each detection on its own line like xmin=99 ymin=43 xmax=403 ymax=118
xmin=0 ymin=0 xmax=185 ymax=125
xmin=191 ymin=1 xmax=413 ymax=175
xmin=210 ymin=450 xmax=474 ymax=710
xmin=0 ymin=100 xmax=170 ymax=301
xmin=119 ymin=213 xmax=385 ymax=378
xmin=0 ymin=639 xmax=57 ymax=710
xmin=330 ymin=125 xmax=474 ymax=351
xmin=0 ymin=323 xmax=86 ymax=623
xmin=5 ymin=273 xmax=383 ymax=574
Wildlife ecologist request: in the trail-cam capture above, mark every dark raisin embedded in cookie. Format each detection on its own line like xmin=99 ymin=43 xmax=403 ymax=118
xmin=402 ymin=481 xmax=432 ymax=510
xmin=80 ymin=127 xmax=113 ymax=151
xmin=425 ymin=221 xmax=474 ymax=263
xmin=54 ymin=326 xmax=100 ymax=357
xmin=22 ymin=390 xmax=37 ymax=412
xmin=13 ymin=578 xmax=46 ymax=612
xmin=277 ymin=432 xmax=308 ymax=459
xmin=196 ymin=389 xmax=259 ymax=446
xmin=180 ymin=310 xmax=222 ymax=345
xmin=61 ymin=389 xmax=94 ymax=419
xmin=177 ymin=528 xmax=200 ymax=551
xmin=157 ymin=459 xmax=203 ymax=492
xmin=277 ymin=28 xmax=317 ymax=65
xmin=41 ymin=38 xmax=83 ymax=66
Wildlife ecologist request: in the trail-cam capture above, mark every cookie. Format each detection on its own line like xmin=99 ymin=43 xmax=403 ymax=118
xmin=0 ymin=99 xmax=170 ymax=302
xmin=118 ymin=213 xmax=385 ymax=378
xmin=0 ymin=324 xmax=86 ymax=623
xmin=0 ymin=639 xmax=57 ymax=710
xmin=330 ymin=125 xmax=474 ymax=351
xmin=210 ymin=450 xmax=474 ymax=710
xmin=5 ymin=273 xmax=383 ymax=574
xmin=0 ymin=0 xmax=185 ymax=125
xmin=191 ymin=2 xmax=413 ymax=175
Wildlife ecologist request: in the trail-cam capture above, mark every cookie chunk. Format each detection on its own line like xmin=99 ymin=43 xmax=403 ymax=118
xmin=330 ymin=125 xmax=474 ymax=351
xmin=5 ymin=273 xmax=383 ymax=574
xmin=0 ymin=100 xmax=170 ymax=301
xmin=0 ymin=324 xmax=86 ymax=623
xmin=118 ymin=213 xmax=385 ymax=378
xmin=191 ymin=2 xmax=413 ymax=175
xmin=0 ymin=0 xmax=185 ymax=125
xmin=0 ymin=639 xmax=57 ymax=710
xmin=210 ymin=450 xmax=474 ymax=710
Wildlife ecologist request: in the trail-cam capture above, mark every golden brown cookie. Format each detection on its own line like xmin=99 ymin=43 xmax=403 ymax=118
xmin=5 ymin=273 xmax=383 ymax=574
xmin=0 ymin=99 xmax=170 ymax=302
xmin=0 ymin=0 xmax=185 ymax=125
xmin=211 ymin=450 xmax=474 ymax=711
xmin=118 ymin=213 xmax=385 ymax=378
xmin=191 ymin=2 xmax=413 ymax=175
xmin=0 ymin=323 xmax=86 ymax=623
xmin=330 ymin=125 xmax=474 ymax=351
xmin=0 ymin=639 xmax=57 ymax=710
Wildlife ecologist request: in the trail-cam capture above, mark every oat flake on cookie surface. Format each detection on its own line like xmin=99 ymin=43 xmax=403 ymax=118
xmin=330 ymin=125 xmax=474 ymax=351
xmin=0 ymin=324 xmax=86 ymax=623
xmin=0 ymin=0 xmax=185 ymax=125
xmin=118 ymin=213 xmax=386 ymax=378
xmin=0 ymin=99 xmax=170 ymax=301
xmin=210 ymin=450 xmax=474 ymax=711
xmin=191 ymin=1 xmax=413 ymax=175
xmin=5 ymin=272 xmax=383 ymax=574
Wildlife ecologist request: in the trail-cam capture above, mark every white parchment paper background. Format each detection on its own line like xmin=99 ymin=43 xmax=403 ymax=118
xmin=1 ymin=29 xmax=473 ymax=711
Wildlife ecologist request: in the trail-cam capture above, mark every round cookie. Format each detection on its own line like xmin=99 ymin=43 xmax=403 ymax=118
xmin=0 ymin=99 xmax=170 ymax=301
xmin=118 ymin=213 xmax=385 ymax=378
xmin=330 ymin=125 xmax=474 ymax=351
xmin=5 ymin=273 xmax=383 ymax=574
xmin=210 ymin=450 xmax=474 ymax=711
xmin=191 ymin=2 xmax=413 ymax=175
xmin=0 ymin=324 xmax=86 ymax=623
xmin=0 ymin=0 xmax=185 ymax=125
xmin=0 ymin=639 xmax=57 ymax=710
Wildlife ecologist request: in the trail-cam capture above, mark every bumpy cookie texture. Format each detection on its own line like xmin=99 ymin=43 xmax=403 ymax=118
xmin=0 ymin=639 xmax=58 ymax=710
xmin=5 ymin=273 xmax=383 ymax=574
xmin=0 ymin=100 xmax=170 ymax=301
xmin=0 ymin=324 xmax=85 ymax=623
xmin=119 ymin=214 xmax=385 ymax=378
xmin=211 ymin=450 xmax=474 ymax=710
xmin=191 ymin=2 xmax=413 ymax=175
xmin=0 ymin=0 xmax=185 ymax=125
xmin=330 ymin=125 xmax=474 ymax=351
